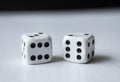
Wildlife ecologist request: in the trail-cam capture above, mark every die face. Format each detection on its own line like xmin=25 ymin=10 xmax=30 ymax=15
xmin=21 ymin=35 xmax=29 ymax=60
xmin=86 ymin=35 xmax=95 ymax=62
xmin=63 ymin=34 xmax=86 ymax=63
xmin=63 ymin=33 xmax=95 ymax=64
xmin=21 ymin=39 xmax=26 ymax=59
xmin=21 ymin=33 xmax=52 ymax=65
xmin=24 ymin=32 xmax=51 ymax=41
xmin=27 ymin=39 xmax=52 ymax=64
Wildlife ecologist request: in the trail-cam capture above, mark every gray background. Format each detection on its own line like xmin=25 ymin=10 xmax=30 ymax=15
xmin=0 ymin=8 xmax=120 ymax=82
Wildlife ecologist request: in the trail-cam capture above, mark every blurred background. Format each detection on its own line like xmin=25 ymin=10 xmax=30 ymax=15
xmin=0 ymin=0 xmax=120 ymax=10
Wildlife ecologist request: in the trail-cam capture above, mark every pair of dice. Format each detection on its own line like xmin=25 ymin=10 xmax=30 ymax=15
xmin=21 ymin=32 xmax=95 ymax=64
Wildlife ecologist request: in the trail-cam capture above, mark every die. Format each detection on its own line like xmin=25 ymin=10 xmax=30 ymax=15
xmin=62 ymin=33 xmax=95 ymax=63
xmin=21 ymin=32 xmax=52 ymax=65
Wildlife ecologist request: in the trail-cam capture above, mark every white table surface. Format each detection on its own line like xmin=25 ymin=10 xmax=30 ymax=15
xmin=0 ymin=8 xmax=120 ymax=82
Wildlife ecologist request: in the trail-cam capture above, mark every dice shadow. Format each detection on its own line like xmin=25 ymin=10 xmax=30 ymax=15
xmin=51 ymin=55 xmax=64 ymax=63
xmin=89 ymin=54 xmax=112 ymax=64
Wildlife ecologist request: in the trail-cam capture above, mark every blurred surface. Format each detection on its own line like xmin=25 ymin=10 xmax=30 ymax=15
xmin=0 ymin=8 xmax=120 ymax=82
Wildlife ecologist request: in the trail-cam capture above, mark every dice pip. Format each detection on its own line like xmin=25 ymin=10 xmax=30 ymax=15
xmin=21 ymin=32 xmax=52 ymax=64
xmin=62 ymin=33 xmax=95 ymax=63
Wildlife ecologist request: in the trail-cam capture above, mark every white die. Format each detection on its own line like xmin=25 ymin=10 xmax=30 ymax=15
xmin=21 ymin=32 xmax=52 ymax=65
xmin=62 ymin=33 xmax=95 ymax=63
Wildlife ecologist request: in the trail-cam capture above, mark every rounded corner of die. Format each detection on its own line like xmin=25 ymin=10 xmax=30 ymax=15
xmin=48 ymin=35 xmax=52 ymax=40
xmin=63 ymin=34 xmax=71 ymax=39
xmin=21 ymin=33 xmax=25 ymax=38
xmin=62 ymin=37 xmax=67 ymax=43
xmin=89 ymin=33 xmax=95 ymax=38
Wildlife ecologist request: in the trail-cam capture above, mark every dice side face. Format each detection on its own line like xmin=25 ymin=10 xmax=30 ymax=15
xmin=85 ymin=34 xmax=95 ymax=62
xmin=21 ymin=33 xmax=52 ymax=65
xmin=63 ymin=33 xmax=95 ymax=64
xmin=21 ymin=34 xmax=30 ymax=61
